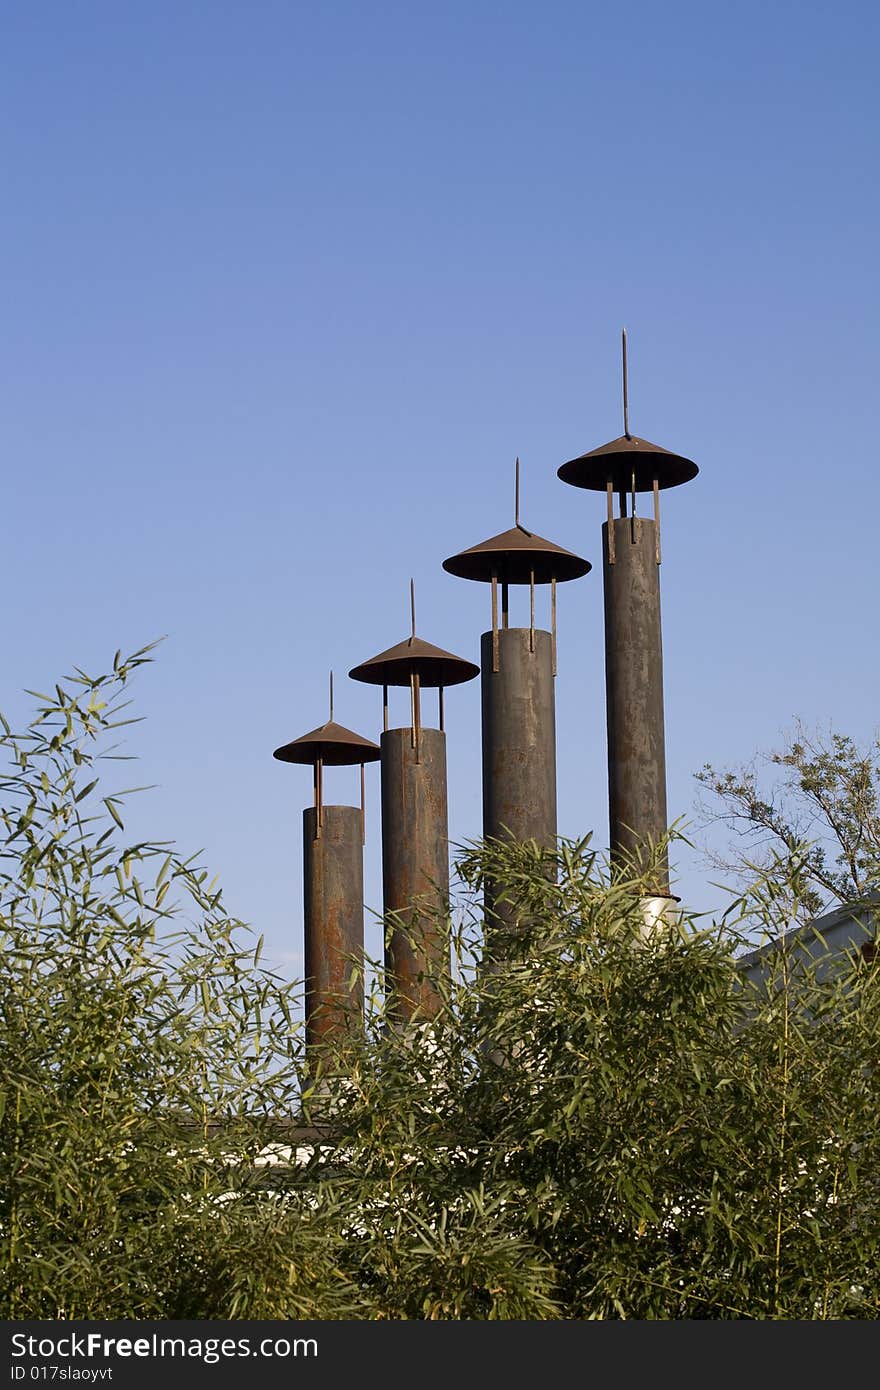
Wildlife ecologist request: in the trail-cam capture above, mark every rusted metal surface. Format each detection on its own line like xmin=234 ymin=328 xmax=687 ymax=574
xmin=602 ymin=516 xmax=670 ymax=894
xmin=557 ymin=433 xmax=698 ymax=493
xmin=559 ymin=331 xmax=699 ymax=494
xmin=351 ymin=604 xmax=477 ymax=755
xmin=481 ymin=627 xmax=557 ymax=848
xmin=443 ymin=481 xmax=589 ymax=680
xmin=349 ymin=634 xmax=478 ymax=689
xmin=273 ymin=720 xmax=381 ymax=766
xmin=481 ymin=627 xmax=557 ymax=950
xmin=274 ymin=707 xmax=377 ymax=1064
xmin=352 ymin=614 xmax=474 ymax=1019
xmin=529 ymin=568 xmax=535 ymax=651
xmin=444 ymin=474 xmax=588 ymax=968
xmin=302 ymin=804 xmax=365 ymax=1051
xmin=350 ymin=605 xmax=474 ymax=1021
xmin=380 ymin=726 xmax=450 ymax=1023
xmin=557 ymin=334 xmax=699 ymax=899
xmin=444 ymin=455 xmax=590 ymax=585
xmin=443 ymin=524 xmax=590 ymax=585
xmin=274 ymin=713 xmax=379 ymax=841
xmin=444 ymin=529 xmax=587 ymax=678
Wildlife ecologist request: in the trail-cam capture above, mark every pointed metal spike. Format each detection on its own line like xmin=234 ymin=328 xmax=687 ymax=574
xmin=622 ymin=327 xmax=631 ymax=440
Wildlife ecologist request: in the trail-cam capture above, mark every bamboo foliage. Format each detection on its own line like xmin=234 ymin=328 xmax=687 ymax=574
xmin=1 ymin=648 xmax=878 ymax=1318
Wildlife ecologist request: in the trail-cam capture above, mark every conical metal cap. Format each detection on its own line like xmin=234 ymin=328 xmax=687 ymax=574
xmin=443 ymin=523 xmax=590 ymax=585
xmin=558 ymin=433 xmax=698 ymax=492
xmin=349 ymin=635 xmax=479 ymax=689
xmin=273 ymin=719 xmax=381 ymax=767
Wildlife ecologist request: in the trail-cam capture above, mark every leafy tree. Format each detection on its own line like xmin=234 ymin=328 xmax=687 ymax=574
xmin=2 ymin=651 xmax=878 ymax=1318
xmin=696 ymin=721 xmax=880 ymax=923
xmin=0 ymin=647 xmax=315 ymax=1317
xmin=312 ymin=840 xmax=879 ymax=1319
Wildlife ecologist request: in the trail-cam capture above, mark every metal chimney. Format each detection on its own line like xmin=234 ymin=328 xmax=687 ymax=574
xmin=558 ymin=331 xmax=698 ymax=904
xmin=350 ymin=582 xmax=479 ymax=1023
xmin=273 ymin=673 xmax=380 ymax=1056
xmin=443 ymin=459 xmax=590 ymax=953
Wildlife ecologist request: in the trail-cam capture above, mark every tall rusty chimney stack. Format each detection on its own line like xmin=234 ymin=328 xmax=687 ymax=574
xmin=273 ymin=673 xmax=380 ymax=1059
xmin=558 ymin=332 xmax=698 ymax=911
xmin=443 ymin=458 xmax=590 ymax=955
xmin=350 ymin=583 xmax=478 ymax=1023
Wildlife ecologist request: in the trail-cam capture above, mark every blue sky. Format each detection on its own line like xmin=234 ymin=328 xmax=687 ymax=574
xmin=3 ymin=1 xmax=878 ymax=978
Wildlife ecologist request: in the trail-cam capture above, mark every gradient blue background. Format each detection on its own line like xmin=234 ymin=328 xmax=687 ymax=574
xmin=3 ymin=1 xmax=878 ymax=979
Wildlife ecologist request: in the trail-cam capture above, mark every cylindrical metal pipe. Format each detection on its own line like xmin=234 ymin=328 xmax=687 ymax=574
xmin=302 ymin=804 xmax=365 ymax=1053
xmin=603 ymin=515 xmax=669 ymax=892
xmin=480 ymin=626 xmax=557 ymax=954
xmin=380 ymin=725 xmax=449 ymax=1023
xmin=481 ymin=626 xmax=557 ymax=849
